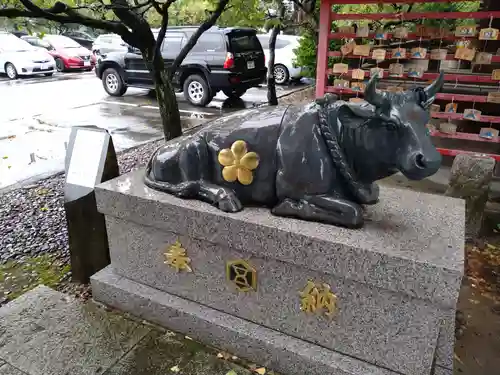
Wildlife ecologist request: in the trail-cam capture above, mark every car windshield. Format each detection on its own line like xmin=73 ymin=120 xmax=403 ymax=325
xmin=0 ymin=34 xmax=35 ymax=52
xmin=44 ymin=35 xmax=81 ymax=48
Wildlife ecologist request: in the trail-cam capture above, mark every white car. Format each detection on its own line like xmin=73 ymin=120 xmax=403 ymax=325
xmin=257 ymin=34 xmax=303 ymax=85
xmin=0 ymin=32 xmax=56 ymax=79
xmin=91 ymin=34 xmax=128 ymax=62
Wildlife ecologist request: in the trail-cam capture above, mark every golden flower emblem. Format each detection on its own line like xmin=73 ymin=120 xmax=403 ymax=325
xmin=218 ymin=140 xmax=259 ymax=185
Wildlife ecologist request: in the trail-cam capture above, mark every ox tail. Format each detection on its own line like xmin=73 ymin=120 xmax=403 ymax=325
xmin=144 ymin=172 xmax=199 ymax=198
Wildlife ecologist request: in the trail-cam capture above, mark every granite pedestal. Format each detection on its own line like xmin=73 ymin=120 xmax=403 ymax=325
xmin=91 ymin=169 xmax=465 ymax=375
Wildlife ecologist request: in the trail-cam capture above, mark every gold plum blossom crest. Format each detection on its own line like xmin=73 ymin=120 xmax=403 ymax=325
xmin=217 ymin=140 xmax=260 ymax=185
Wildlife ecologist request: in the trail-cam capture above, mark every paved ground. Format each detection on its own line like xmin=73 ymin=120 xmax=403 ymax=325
xmin=0 ymin=71 xmax=304 ymax=190
xmin=0 ymin=286 xmax=256 ymax=375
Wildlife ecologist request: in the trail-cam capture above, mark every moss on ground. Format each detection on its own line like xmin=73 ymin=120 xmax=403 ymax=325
xmin=0 ymin=255 xmax=70 ymax=301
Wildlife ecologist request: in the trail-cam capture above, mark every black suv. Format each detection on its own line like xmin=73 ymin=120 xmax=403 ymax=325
xmin=95 ymin=26 xmax=266 ymax=106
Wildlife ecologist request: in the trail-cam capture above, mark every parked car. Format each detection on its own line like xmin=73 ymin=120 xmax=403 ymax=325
xmin=0 ymin=32 xmax=55 ymax=79
xmin=257 ymin=34 xmax=302 ymax=85
xmin=61 ymin=30 xmax=95 ymax=49
xmin=22 ymin=34 xmax=96 ymax=72
xmin=95 ymin=26 xmax=267 ymax=106
xmin=91 ymin=34 xmax=128 ymax=62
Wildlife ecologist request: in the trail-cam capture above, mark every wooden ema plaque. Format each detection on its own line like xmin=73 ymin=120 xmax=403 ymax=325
xmin=351 ymin=82 xmax=366 ymax=92
xmin=372 ymin=49 xmax=386 ymax=61
xmin=463 ymin=109 xmax=482 ymax=121
xmin=356 ymin=25 xmax=369 ymax=37
xmin=339 ymin=25 xmax=355 ymax=33
xmin=389 ymin=63 xmax=404 ymax=78
xmin=408 ymin=67 xmax=424 ymax=79
xmin=487 ymin=92 xmax=500 ymax=104
xmin=392 ymin=48 xmax=406 ymax=59
xmin=479 ymin=28 xmax=499 ymax=41
xmin=455 ymin=25 xmax=476 ymax=37
xmin=333 ymin=79 xmax=349 ymax=88
xmin=393 ymin=27 xmax=408 ymax=39
xmin=353 ymin=44 xmax=371 ymax=57
xmin=445 ymin=103 xmax=458 ymax=113
xmin=479 ymin=127 xmax=499 ymax=139
xmin=341 ymin=40 xmax=356 ymax=56
xmin=370 ymin=67 xmax=384 ymax=78
xmin=492 ymin=69 xmax=500 ymax=80
xmin=455 ymin=47 xmax=476 ymax=61
xmin=332 ymin=63 xmax=348 ymax=74
xmin=430 ymin=49 xmax=447 ymax=61
xmin=374 ymin=29 xmax=387 ymax=40
xmin=352 ymin=69 xmax=365 ymax=80
xmin=430 ymin=104 xmax=440 ymax=113
xmin=411 ymin=48 xmax=427 ymax=59
xmin=475 ymin=52 xmax=493 ymax=65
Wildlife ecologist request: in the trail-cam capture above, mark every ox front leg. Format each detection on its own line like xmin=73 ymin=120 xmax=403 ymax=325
xmin=197 ymin=183 xmax=243 ymax=213
xmin=272 ymin=195 xmax=363 ymax=228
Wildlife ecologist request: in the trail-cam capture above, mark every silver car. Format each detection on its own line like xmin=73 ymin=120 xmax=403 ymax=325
xmin=91 ymin=34 xmax=128 ymax=61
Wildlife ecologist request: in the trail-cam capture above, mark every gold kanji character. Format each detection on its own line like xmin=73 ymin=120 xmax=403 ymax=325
xmin=164 ymin=240 xmax=192 ymax=272
xmin=299 ymin=280 xmax=320 ymax=313
xmin=317 ymin=283 xmax=338 ymax=317
xmin=299 ymin=281 xmax=338 ymax=318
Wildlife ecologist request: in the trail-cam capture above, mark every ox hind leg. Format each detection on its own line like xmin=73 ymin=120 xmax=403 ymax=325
xmin=145 ymin=137 xmax=242 ymax=213
xmin=272 ymin=194 xmax=363 ymax=228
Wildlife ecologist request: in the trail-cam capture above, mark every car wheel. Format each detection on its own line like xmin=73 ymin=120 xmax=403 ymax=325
xmin=44 ymin=73 xmax=54 ymax=77
xmin=55 ymin=58 xmax=65 ymax=72
xmin=5 ymin=63 xmax=18 ymax=80
xmin=223 ymin=88 xmax=247 ymax=99
xmin=102 ymin=68 xmax=127 ymax=96
xmin=183 ymin=74 xmax=211 ymax=107
xmin=273 ymin=64 xmax=289 ymax=85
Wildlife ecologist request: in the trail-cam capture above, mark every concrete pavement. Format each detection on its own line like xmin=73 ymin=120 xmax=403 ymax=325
xmin=0 ymin=71 xmax=303 ymax=190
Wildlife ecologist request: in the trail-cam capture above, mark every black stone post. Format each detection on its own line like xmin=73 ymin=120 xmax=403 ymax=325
xmin=64 ymin=126 xmax=119 ymax=283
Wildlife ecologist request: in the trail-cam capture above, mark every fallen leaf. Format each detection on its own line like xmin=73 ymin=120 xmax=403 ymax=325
xmin=170 ymin=365 xmax=180 ymax=373
xmin=226 ymin=371 xmax=238 ymax=375
xmin=7 ymin=165 xmax=11 ymax=169
xmin=486 ymin=243 xmax=498 ymax=250
xmin=185 ymin=335 xmax=193 ymax=340
xmin=2 ymin=156 xmax=7 ymax=159
xmin=255 ymin=368 xmax=266 ymax=375
xmin=217 ymin=353 xmax=224 ymax=358
xmin=40 ymin=207 xmax=48 ymax=212
xmin=454 ymin=353 xmax=464 ymax=365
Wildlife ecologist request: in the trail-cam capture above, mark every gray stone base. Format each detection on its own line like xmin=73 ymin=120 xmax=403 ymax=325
xmin=91 ymin=266 xmax=398 ymax=375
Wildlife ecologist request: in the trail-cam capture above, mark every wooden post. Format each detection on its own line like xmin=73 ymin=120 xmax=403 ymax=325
xmin=315 ymin=0 xmax=331 ymax=98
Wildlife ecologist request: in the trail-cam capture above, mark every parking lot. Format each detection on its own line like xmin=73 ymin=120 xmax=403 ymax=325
xmin=0 ymin=70 xmax=306 ymax=190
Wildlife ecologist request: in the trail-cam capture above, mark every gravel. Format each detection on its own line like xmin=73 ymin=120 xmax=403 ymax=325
xmin=0 ymin=138 xmax=164 ymax=265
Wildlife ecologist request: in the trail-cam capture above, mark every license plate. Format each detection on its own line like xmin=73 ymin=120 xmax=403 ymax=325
xmin=247 ymin=61 xmax=255 ymax=69
xmin=84 ymin=61 xmax=91 ymax=67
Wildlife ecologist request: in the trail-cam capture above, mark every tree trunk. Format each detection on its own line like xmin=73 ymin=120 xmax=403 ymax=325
xmin=267 ymin=26 xmax=279 ymax=106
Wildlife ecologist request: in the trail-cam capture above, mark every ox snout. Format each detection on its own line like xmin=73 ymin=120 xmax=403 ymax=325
xmin=401 ymin=150 xmax=442 ymax=180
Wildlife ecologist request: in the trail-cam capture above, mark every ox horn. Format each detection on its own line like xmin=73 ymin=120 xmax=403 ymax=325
xmin=364 ymin=72 xmax=387 ymax=108
xmin=424 ymin=71 xmax=444 ymax=100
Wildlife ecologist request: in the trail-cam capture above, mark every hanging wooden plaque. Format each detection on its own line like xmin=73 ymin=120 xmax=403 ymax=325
xmin=430 ymin=49 xmax=448 ymax=60
xmin=416 ymin=25 xmax=426 ymax=37
xmin=353 ymin=44 xmax=371 ymax=56
xmin=374 ymin=29 xmax=387 ymax=40
xmin=341 ymin=40 xmax=356 ymax=55
xmin=475 ymin=52 xmax=493 ymax=65
xmin=332 ymin=63 xmax=349 ymax=74
xmin=352 ymin=69 xmax=365 ymax=80
xmin=445 ymin=103 xmax=458 ymax=113
xmin=389 ymin=63 xmax=404 ymax=78
xmin=370 ymin=67 xmax=384 ymax=78
xmin=430 ymin=104 xmax=440 ymax=113
xmin=392 ymin=48 xmax=406 ymax=59
xmin=487 ymin=92 xmax=500 ymax=104
xmin=463 ymin=109 xmax=482 ymax=121
xmin=411 ymin=48 xmax=427 ymax=59
xmin=479 ymin=127 xmax=499 ymax=139
xmin=479 ymin=28 xmax=499 ymax=40
xmin=351 ymin=82 xmax=366 ymax=92
xmin=333 ymin=79 xmax=350 ymax=88
xmin=492 ymin=69 xmax=500 ymax=80
xmin=356 ymin=25 xmax=370 ymax=37
xmin=455 ymin=47 xmax=476 ymax=61
xmin=393 ymin=27 xmax=408 ymax=39
xmin=455 ymin=25 xmax=476 ymax=37
xmin=408 ymin=67 xmax=424 ymax=79
xmin=339 ymin=25 xmax=355 ymax=34
xmin=371 ymin=49 xmax=386 ymax=61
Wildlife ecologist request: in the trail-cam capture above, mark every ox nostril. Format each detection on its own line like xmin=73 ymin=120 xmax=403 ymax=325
xmin=415 ymin=153 xmax=426 ymax=169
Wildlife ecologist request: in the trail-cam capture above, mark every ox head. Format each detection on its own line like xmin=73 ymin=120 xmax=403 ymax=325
xmin=363 ymin=72 xmax=443 ymax=180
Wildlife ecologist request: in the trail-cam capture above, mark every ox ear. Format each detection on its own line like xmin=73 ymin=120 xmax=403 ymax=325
xmin=423 ymin=71 xmax=444 ymax=107
xmin=364 ymin=72 xmax=388 ymax=109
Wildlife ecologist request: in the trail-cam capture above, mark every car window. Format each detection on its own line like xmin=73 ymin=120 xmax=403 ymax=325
xmin=228 ymin=32 xmax=262 ymax=53
xmin=162 ymin=32 xmax=184 ymax=53
xmin=257 ymin=36 xmax=269 ymax=47
xmin=0 ymin=34 xmax=35 ymax=52
xmin=257 ymin=36 xmax=290 ymax=49
xmin=44 ymin=35 xmax=81 ymax=48
xmin=191 ymin=33 xmax=224 ymax=52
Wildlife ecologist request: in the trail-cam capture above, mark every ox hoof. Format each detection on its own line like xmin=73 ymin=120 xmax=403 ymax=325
xmin=217 ymin=192 xmax=243 ymax=213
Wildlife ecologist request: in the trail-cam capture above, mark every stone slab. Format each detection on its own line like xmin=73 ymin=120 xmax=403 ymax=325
xmin=0 ymin=286 xmax=150 ymax=375
xmin=105 ymin=215 xmax=441 ymax=375
xmin=433 ymin=366 xmax=452 ymax=375
xmin=435 ymin=308 xmax=456 ymax=370
xmin=91 ymin=266 xmax=400 ymax=375
xmin=0 ymin=363 xmax=28 ymax=375
xmin=104 ymin=330 xmax=253 ymax=375
xmin=95 ymin=169 xmax=464 ymax=308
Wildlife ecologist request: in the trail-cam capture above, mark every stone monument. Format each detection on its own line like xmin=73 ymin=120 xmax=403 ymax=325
xmin=91 ymin=74 xmax=464 ymax=375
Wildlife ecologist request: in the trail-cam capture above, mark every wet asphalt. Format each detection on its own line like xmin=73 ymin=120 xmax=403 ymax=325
xmin=0 ymin=71 xmax=304 ymax=190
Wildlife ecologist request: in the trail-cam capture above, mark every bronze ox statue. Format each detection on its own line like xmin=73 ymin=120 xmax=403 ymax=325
xmin=145 ymin=72 xmax=444 ymax=228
